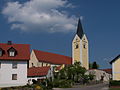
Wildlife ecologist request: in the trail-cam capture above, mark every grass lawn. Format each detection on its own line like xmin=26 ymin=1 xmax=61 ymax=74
xmin=109 ymin=88 xmax=120 ymax=90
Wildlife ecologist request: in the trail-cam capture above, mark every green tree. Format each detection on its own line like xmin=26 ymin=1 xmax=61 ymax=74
xmin=52 ymin=61 xmax=95 ymax=87
xmin=58 ymin=62 xmax=87 ymax=82
xmin=92 ymin=61 xmax=99 ymax=69
xmin=89 ymin=63 xmax=93 ymax=69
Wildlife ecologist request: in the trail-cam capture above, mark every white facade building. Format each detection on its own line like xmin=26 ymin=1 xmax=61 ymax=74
xmin=86 ymin=69 xmax=112 ymax=81
xmin=0 ymin=41 xmax=30 ymax=87
xmin=0 ymin=60 xmax=27 ymax=87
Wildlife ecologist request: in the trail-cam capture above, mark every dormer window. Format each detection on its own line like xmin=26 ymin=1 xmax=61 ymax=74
xmin=0 ymin=48 xmax=3 ymax=56
xmin=7 ymin=47 xmax=17 ymax=57
xmin=10 ymin=51 xmax=15 ymax=56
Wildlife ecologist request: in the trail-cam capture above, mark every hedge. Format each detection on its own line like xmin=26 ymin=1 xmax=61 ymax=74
xmin=110 ymin=80 xmax=120 ymax=86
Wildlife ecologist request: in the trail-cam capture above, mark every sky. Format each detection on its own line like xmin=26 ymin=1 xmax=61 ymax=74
xmin=0 ymin=0 xmax=120 ymax=69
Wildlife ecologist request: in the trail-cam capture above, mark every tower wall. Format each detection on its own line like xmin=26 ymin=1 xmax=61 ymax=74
xmin=72 ymin=35 xmax=81 ymax=64
xmin=82 ymin=35 xmax=89 ymax=69
xmin=72 ymin=19 xmax=89 ymax=70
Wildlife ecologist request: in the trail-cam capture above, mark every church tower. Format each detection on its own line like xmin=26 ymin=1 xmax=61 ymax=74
xmin=72 ymin=19 xmax=89 ymax=70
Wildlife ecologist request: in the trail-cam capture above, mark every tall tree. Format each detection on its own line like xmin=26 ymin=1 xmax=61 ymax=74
xmin=92 ymin=61 xmax=99 ymax=69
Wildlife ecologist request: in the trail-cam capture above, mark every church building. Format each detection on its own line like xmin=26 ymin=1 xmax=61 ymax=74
xmin=72 ymin=19 xmax=89 ymax=70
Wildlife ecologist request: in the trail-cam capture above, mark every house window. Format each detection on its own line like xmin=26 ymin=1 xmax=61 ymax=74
xmin=9 ymin=51 xmax=15 ymax=56
xmin=46 ymin=63 xmax=49 ymax=66
xmin=37 ymin=62 xmax=39 ymax=67
xmin=39 ymin=63 xmax=42 ymax=67
xmin=43 ymin=63 xmax=46 ymax=66
xmin=12 ymin=74 xmax=17 ymax=80
xmin=42 ymin=63 xmax=43 ymax=67
xmin=12 ymin=62 xmax=17 ymax=69
xmin=8 ymin=47 xmax=16 ymax=57
xmin=32 ymin=63 xmax=34 ymax=67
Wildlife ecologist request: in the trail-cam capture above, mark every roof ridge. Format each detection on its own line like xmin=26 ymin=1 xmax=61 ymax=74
xmin=33 ymin=49 xmax=71 ymax=58
xmin=33 ymin=49 xmax=72 ymax=65
xmin=110 ymin=54 xmax=120 ymax=64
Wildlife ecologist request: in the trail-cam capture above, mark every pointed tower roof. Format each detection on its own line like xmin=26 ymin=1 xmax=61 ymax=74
xmin=76 ymin=18 xmax=84 ymax=39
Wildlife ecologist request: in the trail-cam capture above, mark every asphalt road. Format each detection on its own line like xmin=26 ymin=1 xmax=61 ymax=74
xmin=53 ymin=83 xmax=109 ymax=90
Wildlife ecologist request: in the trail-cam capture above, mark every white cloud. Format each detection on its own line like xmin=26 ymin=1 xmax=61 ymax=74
xmin=2 ymin=0 xmax=77 ymax=33
xmin=80 ymin=16 xmax=84 ymax=21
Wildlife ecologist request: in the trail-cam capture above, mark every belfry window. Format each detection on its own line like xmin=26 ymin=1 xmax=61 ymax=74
xmin=83 ymin=43 xmax=86 ymax=49
xmin=76 ymin=44 xmax=79 ymax=49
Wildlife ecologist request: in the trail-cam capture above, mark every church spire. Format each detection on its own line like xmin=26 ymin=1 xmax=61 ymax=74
xmin=76 ymin=18 xmax=84 ymax=39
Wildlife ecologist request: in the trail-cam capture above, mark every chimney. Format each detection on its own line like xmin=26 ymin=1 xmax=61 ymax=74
xmin=7 ymin=41 xmax=12 ymax=45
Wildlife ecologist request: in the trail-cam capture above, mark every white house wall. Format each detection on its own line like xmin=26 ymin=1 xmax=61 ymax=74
xmin=0 ymin=60 xmax=27 ymax=87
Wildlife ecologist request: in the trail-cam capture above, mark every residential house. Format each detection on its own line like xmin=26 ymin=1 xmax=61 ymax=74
xmin=110 ymin=55 xmax=120 ymax=80
xmin=0 ymin=41 xmax=30 ymax=87
xmin=101 ymin=68 xmax=112 ymax=75
xmin=87 ymin=69 xmax=112 ymax=81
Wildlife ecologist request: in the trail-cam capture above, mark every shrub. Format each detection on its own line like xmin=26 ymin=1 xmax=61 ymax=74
xmin=83 ymin=75 xmax=89 ymax=84
xmin=89 ymin=74 xmax=95 ymax=81
xmin=110 ymin=80 xmax=120 ymax=86
xmin=52 ymin=79 xmax=72 ymax=88
xmin=35 ymin=85 xmax=42 ymax=90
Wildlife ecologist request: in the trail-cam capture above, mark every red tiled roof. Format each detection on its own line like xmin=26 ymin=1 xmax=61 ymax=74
xmin=0 ymin=43 xmax=30 ymax=60
xmin=33 ymin=49 xmax=72 ymax=65
xmin=27 ymin=66 xmax=50 ymax=77
xmin=101 ymin=68 xmax=112 ymax=74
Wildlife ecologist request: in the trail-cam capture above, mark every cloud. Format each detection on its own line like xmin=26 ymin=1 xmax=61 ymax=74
xmin=80 ymin=16 xmax=84 ymax=21
xmin=2 ymin=0 xmax=77 ymax=33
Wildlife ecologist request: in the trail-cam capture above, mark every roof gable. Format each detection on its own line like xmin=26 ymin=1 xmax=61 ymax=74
xmin=7 ymin=47 xmax=16 ymax=51
xmin=110 ymin=54 xmax=120 ymax=64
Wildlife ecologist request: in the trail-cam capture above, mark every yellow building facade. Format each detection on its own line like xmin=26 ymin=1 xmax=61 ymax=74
xmin=29 ymin=50 xmax=51 ymax=68
xmin=110 ymin=55 xmax=120 ymax=80
xmin=72 ymin=19 xmax=89 ymax=70
xmin=29 ymin=49 xmax=72 ymax=68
